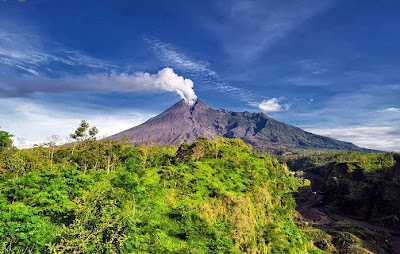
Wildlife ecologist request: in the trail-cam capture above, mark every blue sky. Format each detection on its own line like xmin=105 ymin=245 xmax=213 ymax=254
xmin=0 ymin=0 xmax=399 ymax=151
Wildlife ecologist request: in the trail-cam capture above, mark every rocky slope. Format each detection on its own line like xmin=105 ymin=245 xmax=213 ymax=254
xmin=107 ymin=99 xmax=368 ymax=152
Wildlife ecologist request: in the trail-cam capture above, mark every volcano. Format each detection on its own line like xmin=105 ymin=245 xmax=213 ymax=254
xmin=107 ymin=99 xmax=368 ymax=152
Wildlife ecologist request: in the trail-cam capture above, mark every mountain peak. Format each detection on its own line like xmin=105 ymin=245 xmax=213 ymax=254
xmin=166 ymin=98 xmax=211 ymax=112
xmin=170 ymin=99 xmax=191 ymax=109
xmin=107 ymin=99 xmax=368 ymax=152
xmin=191 ymin=98 xmax=211 ymax=110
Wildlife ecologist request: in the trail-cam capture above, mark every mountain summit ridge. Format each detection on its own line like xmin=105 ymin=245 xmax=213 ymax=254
xmin=107 ymin=99 xmax=368 ymax=152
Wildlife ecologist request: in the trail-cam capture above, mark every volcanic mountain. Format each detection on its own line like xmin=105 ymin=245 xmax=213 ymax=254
xmin=107 ymin=99 xmax=367 ymax=152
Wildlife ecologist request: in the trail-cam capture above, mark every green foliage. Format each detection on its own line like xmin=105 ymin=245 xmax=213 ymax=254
xmin=320 ymin=221 xmax=392 ymax=254
xmin=0 ymin=198 xmax=56 ymax=253
xmin=283 ymin=150 xmax=395 ymax=173
xmin=0 ymin=137 xmax=315 ymax=253
xmin=0 ymin=130 xmax=13 ymax=149
xmin=69 ymin=120 xmax=98 ymax=142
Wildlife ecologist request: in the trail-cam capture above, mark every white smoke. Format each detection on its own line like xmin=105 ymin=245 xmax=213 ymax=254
xmin=0 ymin=67 xmax=198 ymax=105
xmin=141 ymin=67 xmax=197 ymax=105
xmin=97 ymin=67 xmax=197 ymax=104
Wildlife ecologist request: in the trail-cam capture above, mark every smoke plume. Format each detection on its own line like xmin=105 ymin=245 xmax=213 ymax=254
xmin=0 ymin=68 xmax=198 ymax=105
xmin=142 ymin=67 xmax=197 ymax=105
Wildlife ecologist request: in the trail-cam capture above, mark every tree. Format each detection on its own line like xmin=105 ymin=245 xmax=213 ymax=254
xmin=88 ymin=126 xmax=99 ymax=141
xmin=69 ymin=120 xmax=99 ymax=143
xmin=69 ymin=120 xmax=99 ymax=155
xmin=0 ymin=130 xmax=13 ymax=149
xmin=44 ymin=135 xmax=60 ymax=168
xmin=70 ymin=120 xmax=88 ymax=142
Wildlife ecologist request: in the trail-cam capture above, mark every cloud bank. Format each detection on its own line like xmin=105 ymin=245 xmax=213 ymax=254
xmin=258 ymin=98 xmax=290 ymax=112
xmin=0 ymin=67 xmax=198 ymax=105
xmin=307 ymin=126 xmax=400 ymax=151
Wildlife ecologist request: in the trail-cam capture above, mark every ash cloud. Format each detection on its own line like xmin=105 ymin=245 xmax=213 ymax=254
xmin=0 ymin=67 xmax=198 ymax=105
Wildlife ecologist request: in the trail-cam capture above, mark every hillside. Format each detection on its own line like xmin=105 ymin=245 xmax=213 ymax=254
xmin=0 ymin=137 xmax=316 ymax=253
xmin=108 ymin=99 xmax=368 ymax=152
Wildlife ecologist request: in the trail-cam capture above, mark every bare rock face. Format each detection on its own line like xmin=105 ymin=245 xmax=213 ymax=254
xmin=107 ymin=99 xmax=368 ymax=152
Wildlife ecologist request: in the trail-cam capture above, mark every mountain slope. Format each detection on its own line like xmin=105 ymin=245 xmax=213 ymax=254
xmin=108 ymin=99 xmax=368 ymax=152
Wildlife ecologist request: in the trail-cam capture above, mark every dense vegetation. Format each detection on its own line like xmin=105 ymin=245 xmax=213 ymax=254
xmin=0 ymin=127 xmax=318 ymax=253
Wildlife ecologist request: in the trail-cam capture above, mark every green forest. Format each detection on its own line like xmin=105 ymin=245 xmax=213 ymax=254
xmin=0 ymin=123 xmax=399 ymax=253
xmin=0 ymin=124 xmax=315 ymax=253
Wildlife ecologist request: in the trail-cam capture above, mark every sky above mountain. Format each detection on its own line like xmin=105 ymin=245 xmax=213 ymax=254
xmin=0 ymin=0 xmax=399 ymax=151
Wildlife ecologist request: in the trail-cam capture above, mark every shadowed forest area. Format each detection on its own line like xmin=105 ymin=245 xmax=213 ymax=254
xmin=283 ymin=151 xmax=400 ymax=253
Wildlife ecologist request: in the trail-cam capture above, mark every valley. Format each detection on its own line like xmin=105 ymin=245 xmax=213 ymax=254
xmin=286 ymin=151 xmax=400 ymax=253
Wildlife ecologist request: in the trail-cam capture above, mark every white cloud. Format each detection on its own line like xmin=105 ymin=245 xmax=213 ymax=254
xmin=0 ymin=31 xmax=116 ymax=75
xmin=0 ymin=98 xmax=153 ymax=148
xmin=306 ymin=126 xmax=400 ymax=151
xmin=0 ymin=68 xmax=198 ymax=105
xmin=258 ymin=98 xmax=290 ymax=112
xmin=16 ymin=65 xmax=39 ymax=76
xmin=383 ymin=107 xmax=399 ymax=112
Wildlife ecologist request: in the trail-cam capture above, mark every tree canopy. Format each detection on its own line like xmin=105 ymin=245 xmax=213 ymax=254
xmin=0 ymin=130 xmax=13 ymax=148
